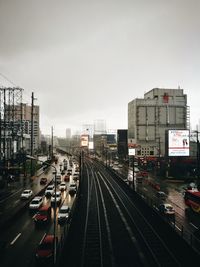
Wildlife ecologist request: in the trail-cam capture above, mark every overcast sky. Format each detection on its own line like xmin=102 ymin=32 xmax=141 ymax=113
xmin=0 ymin=0 xmax=200 ymax=137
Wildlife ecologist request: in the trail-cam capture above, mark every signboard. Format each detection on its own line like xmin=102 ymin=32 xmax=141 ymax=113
xmin=80 ymin=135 xmax=89 ymax=147
xmin=168 ymin=130 xmax=190 ymax=156
xmin=89 ymin=141 xmax=94 ymax=150
xmin=128 ymin=148 xmax=136 ymax=156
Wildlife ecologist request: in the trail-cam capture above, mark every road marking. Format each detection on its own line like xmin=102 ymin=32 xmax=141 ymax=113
xmin=190 ymin=223 xmax=198 ymax=229
xmin=175 ymin=225 xmax=181 ymax=231
xmin=10 ymin=233 xmax=21 ymax=245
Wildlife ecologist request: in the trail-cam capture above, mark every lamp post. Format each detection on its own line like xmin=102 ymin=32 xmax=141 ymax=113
xmin=26 ymin=155 xmax=57 ymax=265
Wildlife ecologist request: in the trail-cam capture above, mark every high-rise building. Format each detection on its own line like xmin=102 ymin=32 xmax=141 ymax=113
xmin=94 ymin=120 xmax=106 ymax=135
xmin=117 ymin=129 xmax=128 ymax=160
xmin=66 ymin=128 xmax=71 ymax=139
xmin=128 ymin=88 xmax=189 ymax=157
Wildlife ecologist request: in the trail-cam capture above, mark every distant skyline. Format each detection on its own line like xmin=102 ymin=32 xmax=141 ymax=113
xmin=0 ymin=0 xmax=200 ymax=137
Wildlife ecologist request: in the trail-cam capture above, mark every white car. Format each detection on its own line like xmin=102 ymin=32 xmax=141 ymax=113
xmin=51 ymin=191 xmax=61 ymax=204
xmin=159 ymin=203 xmax=175 ymax=216
xmin=29 ymin=196 xmax=43 ymax=210
xmin=45 ymin=185 xmax=55 ymax=196
xmin=59 ymin=182 xmax=66 ymax=191
xmin=20 ymin=189 xmax=33 ymax=200
xmin=58 ymin=205 xmax=70 ymax=223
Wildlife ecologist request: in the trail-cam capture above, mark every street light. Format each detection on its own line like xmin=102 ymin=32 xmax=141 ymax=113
xmin=26 ymin=155 xmax=57 ymax=265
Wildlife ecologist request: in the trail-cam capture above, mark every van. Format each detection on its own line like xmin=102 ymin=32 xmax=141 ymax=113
xmin=34 ymin=205 xmax=51 ymax=225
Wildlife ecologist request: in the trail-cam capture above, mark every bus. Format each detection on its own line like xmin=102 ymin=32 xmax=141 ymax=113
xmin=184 ymin=189 xmax=200 ymax=213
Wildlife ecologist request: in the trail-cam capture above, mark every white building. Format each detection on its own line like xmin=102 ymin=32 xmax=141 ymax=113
xmin=128 ymin=88 xmax=189 ymax=157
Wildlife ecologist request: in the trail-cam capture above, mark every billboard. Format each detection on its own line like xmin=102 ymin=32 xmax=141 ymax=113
xmin=80 ymin=135 xmax=89 ymax=147
xmin=168 ymin=130 xmax=190 ymax=156
xmin=89 ymin=141 xmax=94 ymax=150
xmin=128 ymin=148 xmax=136 ymax=156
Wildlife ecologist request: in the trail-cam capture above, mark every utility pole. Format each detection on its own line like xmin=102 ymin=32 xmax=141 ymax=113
xmin=3 ymin=89 xmax=6 ymax=181
xmin=156 ymin=137 xmax=161 ymax=175
xmin=132 ymin=155 xmax=135 ymax=190
xmin=51 ymin=126 xmax=54 ymax=160
xmin=30 ymin=92 xmax=36 ymax=177
xmin=195 ymin=130 xmax=200 ymax=187
xmin=0 ymin=91 xmax=1 ymax=161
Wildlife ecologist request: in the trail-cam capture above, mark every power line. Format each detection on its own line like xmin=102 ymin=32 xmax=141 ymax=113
xmin=0 ymin=72 xmax=18 ymax=87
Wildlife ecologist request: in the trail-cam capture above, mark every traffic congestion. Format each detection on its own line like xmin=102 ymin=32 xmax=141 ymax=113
xmin=0 ymin=154 xmax=79 ymax=267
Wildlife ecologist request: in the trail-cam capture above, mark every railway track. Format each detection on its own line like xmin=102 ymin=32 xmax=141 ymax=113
xmin=59 ymin=158 xmax=200 ymax=267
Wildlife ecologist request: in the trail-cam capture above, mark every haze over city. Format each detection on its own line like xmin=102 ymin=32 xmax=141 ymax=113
xmin=0 ymin=0 xmax=200 ymax=136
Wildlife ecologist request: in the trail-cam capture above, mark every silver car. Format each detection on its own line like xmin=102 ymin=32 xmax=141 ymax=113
xmin=20 ymin=189 xmax=33 ymax=200
xmin=58 ymin=205 xmax=70 ymax=223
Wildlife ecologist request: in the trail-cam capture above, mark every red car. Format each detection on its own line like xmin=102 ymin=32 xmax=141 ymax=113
xmin=64 ymin=175 xmax=70 ymax=182
xmin=40 ymin=177 xmax=48 ymax=185
xmin=35 ymin=234 xmax=57 ymax=264
xmin=138 ymin=171 xmax=148 ymax=177
xmin=34 ymin=205 xmax=51 ymax=226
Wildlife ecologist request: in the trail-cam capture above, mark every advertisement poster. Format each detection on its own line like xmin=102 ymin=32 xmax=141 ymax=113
xmin=80 ymin=135 xmax=89 ymax=147
xmin=168 ymin=130 xmax=190 ymax=156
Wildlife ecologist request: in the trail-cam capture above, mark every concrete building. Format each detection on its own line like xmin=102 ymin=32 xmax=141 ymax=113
xmin=128 ymin=88 xmax=189 ymax=158
xmin=117 ymin=129 xmax=128 ymax=160
xmin=94 ymin=120 xmax=107 ymax=135
xmin=15 ymin=103 xmax=40 ymax=152
xmin=66 ymin=128 xmax=71 ymax=139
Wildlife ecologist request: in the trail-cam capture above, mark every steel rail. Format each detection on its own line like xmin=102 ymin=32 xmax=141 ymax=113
xmin=94 ymin=160 xmax=182 ymax=265
xmin=80 ymin=162 xmax=103 ymax=267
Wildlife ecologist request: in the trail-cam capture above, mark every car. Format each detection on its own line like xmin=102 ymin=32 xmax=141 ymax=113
xmin=136 ymin=176 xmax=143 ymax=183
xmin=35 ymin=234 xmax=57 ymax=264
xmin=20 ymin=189 xmax=33 ymax=200
xmin=69 ymin=182 xmax=77 ymax=195
xmin=58 ymin=205 xmax=70 ymax=224
xmin=67 ymin=168 xmax=72 ymax=173
xmin=61 ymin=170 xmax=65 ymax=175
xmin=64 ymin=175 xmax=70 ymax=182
xmin=34 ymin=205 xmax=51 ymax=225
xmin=29 ymin=196 xmax=43 ymax=210
xmin=156 ymin=191 xmax=166 ymax=200
xmin=45 ymin=185 xmax=55 ymax=196
xmin=73 ymin=172 xmax=79 ymax=181
xmin=138 ymin=171 xmax=148 ymax=177
xmin=59 ymin=182 xmax=66 ymax=191
xmin=53 ymin=175 xmax=61 ymax=184
xmin=75 ymin=167 xmax=79 ymax=172
xmin=51 ymin=191 xmax=61 ymax=204
xmin=158 ymin=203 xmax=175 ymax=216
xmin=40 ymin=177 xmax=48 ymax=185
xmin=56 ymin=176 xmax=62 ymax=184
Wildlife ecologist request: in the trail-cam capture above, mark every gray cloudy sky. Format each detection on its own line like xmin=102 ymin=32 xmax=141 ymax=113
xmin=0 ymin=0 xmax=200 ymax=136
